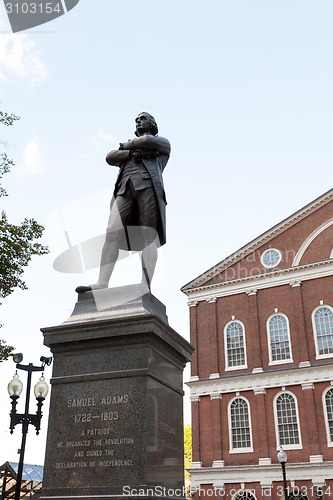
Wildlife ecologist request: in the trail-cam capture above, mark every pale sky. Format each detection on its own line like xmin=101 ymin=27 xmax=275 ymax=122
xmin=0 ymin=0 xmax=333 ymax=465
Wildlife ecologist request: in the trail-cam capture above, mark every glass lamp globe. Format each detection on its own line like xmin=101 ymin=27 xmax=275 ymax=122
xmin=8 ymin=372 xmax=23 ymax=397
xmin=34 ymin=375 xmax=49 ymax=399
xmin=278 ymin=447 xmax=287 ymax=464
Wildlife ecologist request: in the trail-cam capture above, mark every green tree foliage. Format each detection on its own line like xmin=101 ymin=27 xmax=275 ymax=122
xmin=0 ymin=108 xmax=49 ymax=361
xmin=184 ymin=423 xmax=192 ymax=480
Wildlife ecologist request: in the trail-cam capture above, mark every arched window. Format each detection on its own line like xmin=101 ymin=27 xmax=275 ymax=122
xmin=224 ymin=321 xmax=247 ymax=370
xmin=267 ymin=314 xmax=292 ymax=364
xmin=229 ymin=397 xmax=253 ymax=452
xmin=288 ymin=492 xmax=308 ymax=500
xmin=232 ymin=490 xmax=256 ymax=500
xmin=312 ymin=306 xmax=333 ymax=357
xmin=274 ymin=392 xmax=302 ymax=449
xmin=323 ymin=387 xmax=333 ymax=446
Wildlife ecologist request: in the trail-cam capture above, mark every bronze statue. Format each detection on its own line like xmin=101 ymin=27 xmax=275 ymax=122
xmin=76 ymin=112 xmax=171 ymax=293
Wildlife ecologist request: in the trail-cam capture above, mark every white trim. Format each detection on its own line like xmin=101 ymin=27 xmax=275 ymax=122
xmin=299 ymin=361 xmax=311 ymax=368
xmin=190 ymin=461 xmax=202 ymax=469
xmin=187 ymin=364 xmax=333 ymax=398
xmin=184 ymin=260 xmax=333 ymax=302
xmin=293 ymin=218 xmax=333 ymax=266
xmin=224 ymin=320 xmax=248 ymax=371
xmin=210 ymin=393 xmax=222 ymax=400
xmin=190 ymin=395 xmax=200 ymax=402
xmin=316 ymin=353 xmax=333 ymax=360
xmin=228 ymin=396 xmax=253 ymax=454
xmin=302 ymin=382 xmax=314 ymax=390
xmin=266 ymin=313 xmax=293 ymax=365
xmin=309 ymin=455 xmax=323 ymax=463
xmin=322 ymin=386 xmax=333 ymax=447
xmin=253 ymin=388 xmax=266 ymax=395
xmin=312 ymin=305 xmax=333 ymax=359
xmin=212 ymin=460 xmax=224 ymax=467
xmin=229 ymin=448 xmax=254 ymax=454
xmin=273 ymin=390 xmax=303 ymax=450
xmin=258 ymin=458 xmax=271 ymax=465
xmin=188 ymin=461 xmax=333 ymax=489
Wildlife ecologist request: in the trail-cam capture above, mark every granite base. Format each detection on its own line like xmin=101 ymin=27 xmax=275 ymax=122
xmin=40 ymin=288 xmax=193 ymax=500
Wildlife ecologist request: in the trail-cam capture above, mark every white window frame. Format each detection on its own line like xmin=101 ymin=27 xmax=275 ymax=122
xmin=266 ymin=313 xmax=293 ymax=366
xmin=273 ymin=391 xmax=302 ymax=450
xmin=312 ymin=306 xmax=333 ymax=359
xmin=224 ymin=320 xmax=248 ymax=371
xmin=322 ymin=386 xmax=333 ymax=447
xmin=228 ymin=396 xmax=253 ymax=454
xmin=231 ymin=490 xmax=257 ymax=500
xmin=260 ymin=248 xmax=282 ymax=268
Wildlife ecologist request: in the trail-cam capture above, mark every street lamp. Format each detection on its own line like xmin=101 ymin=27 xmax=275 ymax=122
xmin=7 ymin=353 xmax=52 ymax=500
xmin=277 ymin=447 xmax=288 ymax=500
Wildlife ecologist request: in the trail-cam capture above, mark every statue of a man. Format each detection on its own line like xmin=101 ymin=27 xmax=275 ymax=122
xmin=76 ymin=112 xmax=171 ymax=293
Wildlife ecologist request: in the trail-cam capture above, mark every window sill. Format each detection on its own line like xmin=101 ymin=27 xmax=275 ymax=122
xmin=229 ymin=447 xmax=253 ymax=454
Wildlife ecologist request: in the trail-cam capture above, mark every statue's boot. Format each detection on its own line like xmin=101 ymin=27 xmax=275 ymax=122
xmin=75 ymin=283 xmax=107 ymax=293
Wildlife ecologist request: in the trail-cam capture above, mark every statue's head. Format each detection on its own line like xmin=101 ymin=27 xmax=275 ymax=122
xmin=135 ymin=112 xmax=158 ymax=136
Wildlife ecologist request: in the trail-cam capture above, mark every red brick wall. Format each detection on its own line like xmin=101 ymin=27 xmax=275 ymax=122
xmin=189 ymin=200 xmax=333 ymax=499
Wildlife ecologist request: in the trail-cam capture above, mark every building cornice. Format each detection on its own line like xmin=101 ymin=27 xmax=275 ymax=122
xmin=185 ymin=259 xmax=333 ymax=303
xmin=187 ymin=364 xmax=333 ymax=398
xmin=189 ymin=461 xmax=333 ymax=488
xmin=182 ymin=189 xmax=333 ymax=293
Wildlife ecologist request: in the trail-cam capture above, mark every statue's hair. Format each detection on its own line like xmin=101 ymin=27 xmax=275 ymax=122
xmin=135 ymin=112 xmax=158 ymax=136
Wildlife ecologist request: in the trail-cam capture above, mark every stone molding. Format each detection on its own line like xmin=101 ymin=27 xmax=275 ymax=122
xmin=210 ymin=393 xmax=222 ymax=400
xmin=302 ymin=382 xmax=314 ymax=390
xmin=188 ymin=461 xmax=333 ymax=488
xmin=212 ymin=460 xmax=224 ymax=468
xmin=190 ymin=462 xmax=202 ymax=469
xmin=185 ymin=259 xmax=333 ymax=302
xmin=254 ymin=388 xmax=266 ymax=395
xmin=290 ymin=280 xmax=302 ymax=287
xmin=258 ymin=458 xmax=271 ymax=465
xmin=190 ymin=395 xmax=201 ymax=402
xmin=187 ymin=364 xmax=333 ymax=398
xmin=206 ymin=297 xmax=217 ymax=303
xmin=310 ymin=455 xmax=323 ymax=463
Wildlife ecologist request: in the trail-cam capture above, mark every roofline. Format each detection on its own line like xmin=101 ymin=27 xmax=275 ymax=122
xmin=181 ymin=187 xmax=333 ymax=293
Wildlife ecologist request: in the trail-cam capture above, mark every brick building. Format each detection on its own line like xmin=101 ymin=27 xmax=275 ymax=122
xmin=182 ymin=189 xmax=333 ymax=500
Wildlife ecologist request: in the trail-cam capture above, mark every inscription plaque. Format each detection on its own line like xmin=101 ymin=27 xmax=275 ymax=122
xmin=44 ymin=378 xmax=145 ymax=489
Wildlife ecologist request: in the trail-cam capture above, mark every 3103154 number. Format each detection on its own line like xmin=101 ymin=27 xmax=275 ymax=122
xmin=5 ymin=3 xmax=62 ymax=14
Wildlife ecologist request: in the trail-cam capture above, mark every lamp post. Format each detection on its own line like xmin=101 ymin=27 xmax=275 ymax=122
xmin=7 ymin=353 xmax=52 ymax=500
xmin=277 ymin=447 xmax=288 ymax=500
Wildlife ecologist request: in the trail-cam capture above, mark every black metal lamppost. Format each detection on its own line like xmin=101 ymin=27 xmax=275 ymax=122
xmin=7 ymin=353 xmax=52 ymax=500
xmin=277 ymin=447 xmax=288 ymax=500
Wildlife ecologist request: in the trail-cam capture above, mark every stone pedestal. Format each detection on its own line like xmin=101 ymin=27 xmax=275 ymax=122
xmin=40 ymin=287 xmax=193 ymax=500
